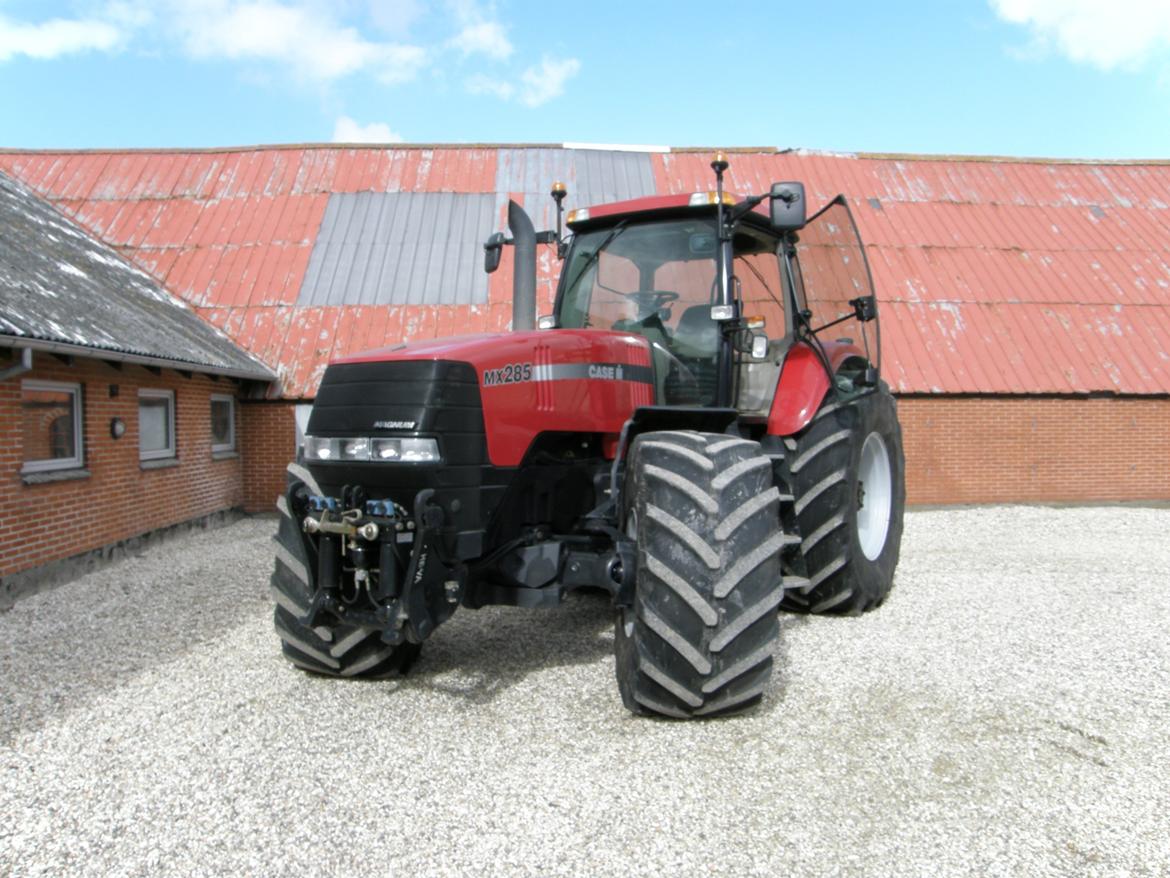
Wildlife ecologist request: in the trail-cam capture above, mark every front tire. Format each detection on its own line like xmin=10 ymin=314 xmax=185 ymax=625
xmin=781 ymin=385 xmax=905 ymax=615
xmin=271 ymin=463 xmax=420 ymax=678
xmin=615 ymin=431 xmax=788 ymax=718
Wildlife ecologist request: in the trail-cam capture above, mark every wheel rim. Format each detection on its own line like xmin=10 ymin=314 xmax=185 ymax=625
xmin=856 ymin=431 xmax=892 ymax=561
xmin=622 ymin=510 xmax=638 ymax=637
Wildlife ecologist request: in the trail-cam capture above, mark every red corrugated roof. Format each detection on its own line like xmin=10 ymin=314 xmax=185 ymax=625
xmin=1 ymin=145 xmax=1167 ymax=398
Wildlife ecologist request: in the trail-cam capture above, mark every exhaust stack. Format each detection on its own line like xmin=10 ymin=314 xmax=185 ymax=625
xmin=508 ymin=200 xmax=536 ymax=332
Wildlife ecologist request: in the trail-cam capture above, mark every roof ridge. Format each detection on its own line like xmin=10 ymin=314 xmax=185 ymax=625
xmin=0 ymin=144 xmax=1166 ymax=166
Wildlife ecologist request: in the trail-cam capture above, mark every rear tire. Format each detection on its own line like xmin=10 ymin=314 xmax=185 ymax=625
xmin=781 ymin=385 xmax=905 ymax=615
xmin=271 ymin=464 xmax=420 ymax=678
xmin=615 ymin=431 xmax=787 ymax=718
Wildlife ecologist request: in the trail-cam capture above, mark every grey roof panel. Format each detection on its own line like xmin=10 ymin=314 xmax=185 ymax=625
xmin=495 ymin=148 xmax=657 ymax=230
xmin=298 ymin=192 xmax=493 ymax=307
xmin=298 ymin=153 xmax=653 ymax=309
xmin=0 ymin=171 xmax=274 ymax=380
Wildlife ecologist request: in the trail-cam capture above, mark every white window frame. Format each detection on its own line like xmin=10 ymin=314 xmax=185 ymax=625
xmin=21 ymin=379 xmax=84 ymax=473
xmin=138 ymin=388 xmax=176 ymax=461
xmin=210 ymin=393 xmax=236 ymax=453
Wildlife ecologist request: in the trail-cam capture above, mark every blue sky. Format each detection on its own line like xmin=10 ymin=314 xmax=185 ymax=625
xmin=1 ymin=1 xmax=1168 ymax=158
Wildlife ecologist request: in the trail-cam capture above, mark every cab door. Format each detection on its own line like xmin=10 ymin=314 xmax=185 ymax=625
xmin=794 ymin=196 xmax=881 ymax=376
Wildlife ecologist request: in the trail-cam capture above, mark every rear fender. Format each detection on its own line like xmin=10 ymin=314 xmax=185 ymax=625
xmin=766 ymin=340 xmax=867 ymax=436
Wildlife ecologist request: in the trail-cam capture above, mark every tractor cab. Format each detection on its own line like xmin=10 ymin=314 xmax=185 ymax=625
xmin=554 ymin=208 xmax=788 ymax=409
xmin=545 ymin=160 xmax=880 ymax=420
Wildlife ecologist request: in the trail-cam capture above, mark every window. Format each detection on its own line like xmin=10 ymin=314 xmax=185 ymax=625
xmin=734 ymin=226 xmax=787 ymax=336
xmin=210 ymin=394 xmax=235 ymax=453
xmin=558 ymin=218 xmax=724 ymax=404
xmin=139 ymin=389 xmax=176 ymax=460
xmin=21 ymin=380 xmax=83 ymax=473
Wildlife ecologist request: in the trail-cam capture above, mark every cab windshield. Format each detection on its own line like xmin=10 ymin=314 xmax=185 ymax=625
xmin=557 ymin=216 xmax=786 ymax=405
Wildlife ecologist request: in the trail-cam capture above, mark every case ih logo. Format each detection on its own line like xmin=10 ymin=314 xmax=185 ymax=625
xmin=588 ymin=364 xmax=623 ymax=380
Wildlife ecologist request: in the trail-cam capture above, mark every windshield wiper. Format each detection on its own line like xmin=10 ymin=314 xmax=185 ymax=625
xmin=737 ymin=256 xmax=786 ymax=314
xmin=563 ymin=220 xmax=628 ymax=298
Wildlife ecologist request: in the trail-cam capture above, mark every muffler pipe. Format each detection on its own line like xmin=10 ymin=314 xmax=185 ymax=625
xmin=508 ymin=199 xmax=536 ymax=331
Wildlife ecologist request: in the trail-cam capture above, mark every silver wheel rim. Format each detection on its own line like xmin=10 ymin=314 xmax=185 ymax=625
xmin=857 ymin=431 xmax=892 ymax=561
xmin=623 ymin=510 xmax=637 ymax=637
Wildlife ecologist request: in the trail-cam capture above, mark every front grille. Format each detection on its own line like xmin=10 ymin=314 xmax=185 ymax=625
xmin=307 ymin=360 xmax=485 ymax=467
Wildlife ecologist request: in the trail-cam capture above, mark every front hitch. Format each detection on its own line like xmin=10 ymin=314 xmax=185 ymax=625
xmin=295 ymin=487 xmax=463 ymax=645
xmin=396 ymin=489 xmax=463 ymax=643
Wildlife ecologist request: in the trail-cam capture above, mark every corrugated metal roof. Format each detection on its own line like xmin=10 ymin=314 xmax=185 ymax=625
xmin=298 ymin=192 xmax=494 ymax=307
xmin=0 ymin=170 xmax=274 ymax=381
xmin=0 ymin=145 xmax=1166 ymax=398
xmin=495 ymin=148 xmax=657 ymax=229
xmin=654 ymin=151 xmax=1170 ymax=396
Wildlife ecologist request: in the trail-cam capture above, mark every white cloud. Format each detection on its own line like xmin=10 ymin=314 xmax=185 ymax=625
xmin=332 ymin=115 xmax=404 ymax=143
xmin=990 ymin=0 xmax=1170 ymax=70
xmin=519 ymin=55 xmax=580 ymax=107
xmin=164 ymin=0 xmax=427 ymax=83
xmin=0 ymin=0 xmax=576 ymax=115
xmin=449 ymin=21 xmax=512 ymax=60
xmin=465 ymin=72 xmax=514 ymax=99
xmin=466 ymin=55 xmax=581 ymax=107
xmin=0 ymin=14 xmax=122 ymax=61
xmin=363 ymin=0 xmax=426 ymax=38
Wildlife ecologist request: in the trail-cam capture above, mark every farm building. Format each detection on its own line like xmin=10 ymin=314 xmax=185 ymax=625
xmin=0 ymin=170 xmax=274 ymax=604
xmin=1 ymin=144 xmax=1168 ymax=596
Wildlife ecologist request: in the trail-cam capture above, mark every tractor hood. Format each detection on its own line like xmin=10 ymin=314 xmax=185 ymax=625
xmin=326 ymin=329 xmax=655 ymax=467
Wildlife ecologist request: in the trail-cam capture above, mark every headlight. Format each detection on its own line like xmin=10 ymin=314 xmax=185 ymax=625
xmin=370 ymin=437 xmax=441 ymax=463
xmin=303 ymin=435 xmax=440 ymax=463
xmin=303 ymin=436 xmax=336 ymax=460
xmin=338 ymin=437 xmax=370 ymax=460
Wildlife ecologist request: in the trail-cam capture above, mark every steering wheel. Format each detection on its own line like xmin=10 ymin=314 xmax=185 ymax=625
xmin=623 ymin=289 xmax=679 ymax=317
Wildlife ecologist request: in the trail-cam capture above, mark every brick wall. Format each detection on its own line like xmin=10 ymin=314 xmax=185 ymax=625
xmin=6 ymin=356 xmax=1166 ymax=585
xmin=233 ymin=394 xmax=1170 ymax=516
xmin=240 ymin=401 xmax=297 ymax=513
xmin=0 ymin=352 xmax=247 ymax=579
xmin=898 ymin=395 xmax=1170 ymax=504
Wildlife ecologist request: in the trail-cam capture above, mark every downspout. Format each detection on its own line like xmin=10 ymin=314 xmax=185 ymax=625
xmin=0 ymin=346 xmax=32 ymax=381
xmin=508 ymin=200 xmax=536 ymax=332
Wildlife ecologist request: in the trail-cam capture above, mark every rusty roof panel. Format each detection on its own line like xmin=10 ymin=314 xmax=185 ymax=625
xmin=881 ymin=301 xmax=1170 ymax=394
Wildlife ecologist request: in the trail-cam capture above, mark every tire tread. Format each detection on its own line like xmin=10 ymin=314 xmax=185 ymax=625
xmin=615 ymin=431 xmax=785 ymax=719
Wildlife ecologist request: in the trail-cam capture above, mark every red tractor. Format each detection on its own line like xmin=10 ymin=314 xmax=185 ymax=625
xmin=271 ymin=154 xmax=904 ymax=718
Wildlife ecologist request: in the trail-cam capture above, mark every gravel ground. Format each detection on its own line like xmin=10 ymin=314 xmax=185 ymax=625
xmin=1 ymin=506 xmax=1168 ymax=877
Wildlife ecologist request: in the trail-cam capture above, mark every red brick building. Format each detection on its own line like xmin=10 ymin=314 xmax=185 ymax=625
xmin=2 ymin=144 xmax=1168 ymax=596
xmin=0 ymin=171 xmax=273 ymax=605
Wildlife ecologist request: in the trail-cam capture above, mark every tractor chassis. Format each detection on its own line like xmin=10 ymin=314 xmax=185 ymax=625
xmin=292 ymin=481 xmax=640 ymax=648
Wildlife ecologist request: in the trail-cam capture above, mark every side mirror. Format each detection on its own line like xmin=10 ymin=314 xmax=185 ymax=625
xmin=484 ymin=232 xmax=506 ymax=273
xmin=769 ymin=182 xmax=805 ymax=231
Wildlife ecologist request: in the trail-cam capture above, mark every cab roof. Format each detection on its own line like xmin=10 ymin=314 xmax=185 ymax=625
xmin=566 ymin=192 xmax=779 ymax=233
